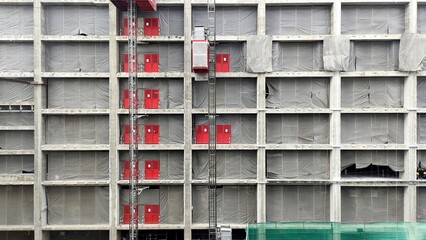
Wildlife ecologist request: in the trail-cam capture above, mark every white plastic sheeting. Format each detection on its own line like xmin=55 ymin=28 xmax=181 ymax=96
xmin=419 ymin=6 xmax=426 ymax=34
xmin=0 ymin=80 xmax=33 ymax=102
xmin=0 ymin=186 xmax=34 ymax=225
xmin=47 ymin=186 xmax=109 ymax=225
xmin=193 ymin=151 xmax=256 ymax=180
xmin=46 ymin=151 xmax=109 ymax=180
xmin=121 ymin=115 xmax=183 ymax=144
xmin=341 ymin=151 xmax=404 ymax=172
xmin=50 ymin=231 xmax=108 ymax=240
xmin=193 ymin=115 xmax=256 ymax=144
xmin=341 ymin=77 xmax=404 ymax=108
xmin=266 ymin=151 xmax=330 ymax=179
xmin=47 ymin=79 xmax=109 ymax=109
xmin=119 ymin=150 xmax=183 ymax=180
xmin=417 ymin=187 xmax=426 ymax=221
xmin=0 ymin=112 xmax=33 ymax=126
xmin=266 ymin=114 xmax=329 ymax=144
xmin=121 ymin=43 xmax=184 ymax=72
xmin=266 ymin=78 xmax=329 ymax=108
xmin=46 ymin=115 xmax=109 ymax=144
xmin=418 ymin=114 xmax=426 ymax=144
xmin=45 ymin=5 xmax=108 ymax=35
xmin=192 ymin=186 xmax=256 ymax=224
xmin=341 ymin=187 xmax=404 ymax=222
xmin=0 ymin=155 xmax=34 ymax=174
xmin=247 ymin=36 xmax=272 ymax=73
xmin=266 ymin=185 xmax=330 ymax=222
xmin=272 ymin=42 xmax=324 ymax=72
xmin=399 ymin=34 xmax=426 ymax=71
xmin=341 ymin=114 xmax=404 ymax=144
xmin=120 ymin=78 xmax=183 ymax=109
xmin=192 ymin=6 xmax=256 ymax=36
xmin=46 ymin=43 xmax=109 ymax=72
xmin=0 ymin=232 xmax=34 ymax=240
xmin=216 ymin=42 xmax=246 ymax=72
xmin=0 ymin=43 xmax=33 ymax=72
xmin=0 ymin=5 xmax=33 ymax=35
xmin=323 ymin=36 xmax=350 ymax=71
xmin=120 ymin=186 xmax=183 ymax=224
xmin=341 ymin=5 xmax=405 ymax=34
xmin=418 ymin=78 xmax=426 ymax=108
xmin=349 ymin=41 xmax=399 ymax=71
xmin=193 ymin=78 xmax=256 ymax=109
xmin=0 ymin=131 xmax=34 ymax=150
xmin=266 ymin=6 xmax=330 ymax=35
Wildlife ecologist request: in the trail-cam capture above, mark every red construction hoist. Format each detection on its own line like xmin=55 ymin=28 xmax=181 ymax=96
xmin=109 ymin=0 xmax=156 ymax=239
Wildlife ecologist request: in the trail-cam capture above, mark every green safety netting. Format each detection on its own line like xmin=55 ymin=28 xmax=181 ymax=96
xmin=246 ymin=222 xmax=426 ymax=240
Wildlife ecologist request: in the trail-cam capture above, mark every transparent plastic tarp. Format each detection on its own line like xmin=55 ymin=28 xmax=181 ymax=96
xmin=419 ymin=5 xmax=426 ymax=34
xmin=193 ymin=78 xmax=256 ymax=109
xmin=0 ymin=186 xmax=34 ymax=225
xmin=341 ymin=150 xmax=404 ymax=172
xmin=272 ymin=42 xmax=324 ymax=71
xmin=247 ymin=36 xmax=272 ymax=73
xmin=0 ymin=43 xmax=33 ymax=72
xmin=418 ymin=114 xmax=426 ymax=144
xmin=0 ymin=131 xmax=34 ymax=150
xmin=341 ymin=187 xmax=404 ymax=222
xmin=417 ymin=187 xmax=426 ymax=221
xmin=266 ymin=78 xmax=329 ymax=108
xmin=47 ymin=79 xmax=109 ymax=109
xmin=45 ymin=5 xmax=108 ymax=35
xmin=119 ymin=150 xmax=183 ymax=180
xmin=120 ymin=43 xmax=184 ymax=72
xmin=341 ymin=5 xmax=405 ymax=34
xmin=193 ymin=115 xmax=256 ymax=144
xmin=120 ymin=115 xmax=183 ymax=144
xmin=46 ymin=42 xmax=109 ymax=72
xmin=418 ymin=78 xmax=426 ymax=108
xmin=0 ymin=5 xmax=33 ymax=35
xmin=46 ymin=151 xmax=109 ymax=180
xmin=0 ymin=232 xmax=34 ymax=240
xmin=46 ymin=115 xmax=109 ymax=144
xmin=120 ymin=186 xmax=184 ymax=224
xmin=193 ymin=151 xmax=256 ymax=180
xmin=266 ymin=151 xmax=330 ymax=179
xmin=0 ymin=112 xmax=33 ymax=126
xmin=349 ymin=41 xmax=399 ymax=71
xmin=323 ymin=36 xmax=350 ymax=71
xmin=216 ymin=42 xmax=246 ymax=72
xmin=0 ymin=80 xmax=33 ymax=102
xmin=0 ymin=155 xmax=34 ymax=174
xmin=120 ymin=78 xmax=183 ymax=109
xmin=266 ymin=114 xmax=329 ymax=144
xmin=192 ymin=6 xmax=256 ymax=36
xmin=266 ymin=6 xmax=330 ymax=35
xmin=399 ymin=34 xmax=426 ymax=71
xmin=192 ymin=186 xmax=256 ymax=224
xmin=50 ymin=231 xmax=108 ymax=240
xmin=341 ymin=77 xmax=404 ymax=108
xmin=342 ymin=114 xmax=404 ymax=144
xmin=266 ymin=185 xmax=330 ymax=222
xmin=47 ymin=186 xmax=109 ymax=225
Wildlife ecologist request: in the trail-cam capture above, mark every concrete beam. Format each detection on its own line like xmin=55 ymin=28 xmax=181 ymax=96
xmin=41 ymin=144 xmax=110 ymax=151
xmin=41 ymin=109 xmax=110 ymax=115
xmin=41 ymin=72 xmax=110 ymax=78
xmin=41 ymin=35 xmax=109 ymax=42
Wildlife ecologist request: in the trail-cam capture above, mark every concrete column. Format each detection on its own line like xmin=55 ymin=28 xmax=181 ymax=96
xmin=183 ymin=0 xmax=193 ymax=239
xmin=109 ymin=3 xmax=119 ymax=240
xmin=330 ymin=0 xmax=342 ymax=223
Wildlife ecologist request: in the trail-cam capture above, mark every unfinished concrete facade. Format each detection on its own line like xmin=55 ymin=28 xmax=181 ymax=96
xmin=1 ymin=0 xmax=426 ymax=239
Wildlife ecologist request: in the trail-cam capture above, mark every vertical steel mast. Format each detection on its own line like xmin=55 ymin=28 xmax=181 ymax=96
xmin=128 ymin=0 xmax=139 ymax=239
xmin=207 ymin=0 xmax=217 ymax=239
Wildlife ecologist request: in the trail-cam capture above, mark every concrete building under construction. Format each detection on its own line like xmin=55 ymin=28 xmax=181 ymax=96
xmin=1 ymin=0 xmax=426 ymax=239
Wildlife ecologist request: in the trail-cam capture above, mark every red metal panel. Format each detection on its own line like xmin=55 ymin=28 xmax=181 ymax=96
xmin=144 ymin=124 xmax=159 ymax=144
xmin=216 ymin=53 xmax=230 ymax=72
xmin=123 ymin=160 xmax=139 ymax=180
xmin=122 ymin=53 xmax=137 ymax=72
xmin=144 ymin=160 xmax=160 ymax=179
xmin=122 ymin=89 xmax=138 ymax=109
xmin=123 ymin=124 xmax=140 ymax=144
xmin=135 ymin=0 xmax=157 ymax=12
xmin=144 ymin=204 xmax=160 ymax=224
xmin=144 ymin=88 xmax=159 ymax=109
xmin=144 ymin=53 xmax=159 ymax=72
xmin=216 ymin=124 xmax=231 ymax=144
xmin=144 ymin=18 xmax=159 ymax=36
xmin=123 ymin=203 xmax=139 ymax=224
xmin=195 ymin=124 xmax=209 ymax=144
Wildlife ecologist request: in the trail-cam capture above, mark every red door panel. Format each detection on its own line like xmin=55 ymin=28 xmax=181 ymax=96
xmin=195 ymin=124 xmax=209 ymax=144
xmin=144 ymin=204 xmax=159 ymax=224
xmin=216 ymin=124 xmax=231 ymax=144
xmin=144 ymin=88 xmax=159 ymax=109
xmin=144 ymin=124 xmax=159 ymax=144
xmin=145 ymin=160 xmax=160 ymax=179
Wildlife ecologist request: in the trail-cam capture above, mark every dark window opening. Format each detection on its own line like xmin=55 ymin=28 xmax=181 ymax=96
xmin=342 ymin=164 xmax=400 ymax=178
xmin=121 ymin=230 xmax=183 ymax=240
